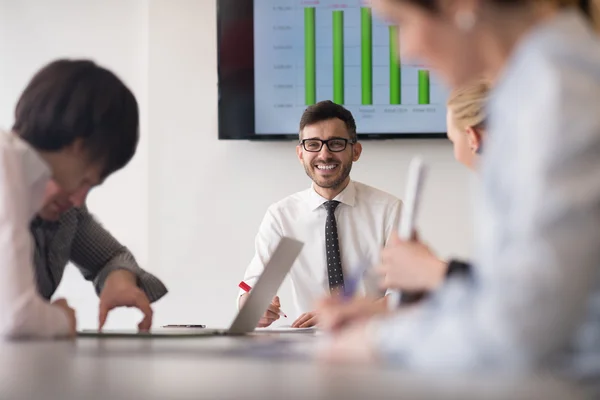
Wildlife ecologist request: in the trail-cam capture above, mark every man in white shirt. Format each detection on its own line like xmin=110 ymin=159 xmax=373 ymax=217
xmin=239 ymin=101 xmax=402 ymax=328
xmin=0 ymin=59 xmax=141 ymax=339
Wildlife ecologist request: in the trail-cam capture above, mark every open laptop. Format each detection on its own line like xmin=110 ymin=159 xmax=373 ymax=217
xmin=78 ymin=237 xmax=303 ymax=338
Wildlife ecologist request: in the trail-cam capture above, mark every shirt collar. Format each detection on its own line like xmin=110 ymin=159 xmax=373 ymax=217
xmin=307 ymin=180 xmax=356 ymax=211
xmin=30 ymin=216 xmax=61 ymax=231
xmin=23 ymin=146 xmax=51 ymax=215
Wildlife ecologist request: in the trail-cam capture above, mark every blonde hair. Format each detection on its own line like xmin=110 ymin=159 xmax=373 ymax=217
xmin=446 ymin=79 xmax=491 ymax=132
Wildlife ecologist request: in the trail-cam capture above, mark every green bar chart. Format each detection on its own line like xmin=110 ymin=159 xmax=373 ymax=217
xmin=304 ymin=7 xmax=316 ymax=105
xmin=300 ymin=7 xmax=434 ymax=106
xmin=253 ymin=1 xmax=447 ymax=135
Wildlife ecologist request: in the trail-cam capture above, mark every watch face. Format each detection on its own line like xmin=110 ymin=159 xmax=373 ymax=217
xmin=447 ymin=261 xmax=472 ymax=280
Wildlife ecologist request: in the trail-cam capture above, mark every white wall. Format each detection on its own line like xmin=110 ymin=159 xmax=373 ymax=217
xmin=0 ymin=0 xmax=473 ymax=329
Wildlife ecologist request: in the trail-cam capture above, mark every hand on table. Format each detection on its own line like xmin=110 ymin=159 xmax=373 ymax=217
xmin=319 ymin=298 xmax=418 ymax=363
xmin=319 ymin=322 xmax=376 ymax=364
xmin=317 ymin=296 xmax=388 ymax=332
xmin=292 ymin=311 xmax=318 ymax=328
xmin=52 ymin=298 xmax=77 ymax=338
xmin=99 ymin=270 xmax=153 ymax=331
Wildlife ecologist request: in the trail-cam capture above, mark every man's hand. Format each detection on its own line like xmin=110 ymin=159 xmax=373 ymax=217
xmin=319 ymin=322 xmax=376 ymax=364
xmin=377 ymin=232 xmax=447 ymax=291
xmin=292 ymin=311 xmax=318 ymax=328
xmin=52 ymin=298 xmax=77 ymax=338
xmin=239 ymin=293 xmax=281 ymax=328
xmin=99 ymin=270 xmax=153 ymax=331
xmin=317 ymin=296 xmax=387 ymax=332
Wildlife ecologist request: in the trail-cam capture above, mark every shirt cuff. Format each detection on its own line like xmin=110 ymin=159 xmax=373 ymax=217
xmin=237 ymin=278 xmax=259 ymax=310
xmin=94 ymin=263 xmax=168 ymax=303
xmin=50 ymin=305 xmax=73 ymax=338
xmin=2 ymin=289 xmax=73 ymax=339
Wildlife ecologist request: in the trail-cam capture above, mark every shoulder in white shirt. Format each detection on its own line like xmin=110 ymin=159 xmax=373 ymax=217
xmin=241 ymin=180 xmax=402 ymax=318
xmin=0 ymin=130 xmax=71 ymax=339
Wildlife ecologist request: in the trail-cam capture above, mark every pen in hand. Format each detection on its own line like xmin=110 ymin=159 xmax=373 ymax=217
xmin=238 ymin=281 xmax=288 ymax=318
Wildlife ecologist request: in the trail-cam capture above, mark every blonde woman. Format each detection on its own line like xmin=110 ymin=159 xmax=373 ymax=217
xmin=378 ymin=79 xmax=491 ymax=292
xmin=320 ymin=0 xmax=600 ymax=385
xmin=446 ymin=79 xmax=489 ymax=169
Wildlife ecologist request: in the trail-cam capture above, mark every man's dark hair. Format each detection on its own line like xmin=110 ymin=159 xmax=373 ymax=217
xmin=13 ymin=59 xmax=139 ymax=179
xmin=299 ymin=100 xmax=358 ymax=142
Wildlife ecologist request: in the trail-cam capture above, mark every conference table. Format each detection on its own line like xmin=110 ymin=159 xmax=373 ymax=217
xmin=0 ymin=331 xmax=592 ymax=400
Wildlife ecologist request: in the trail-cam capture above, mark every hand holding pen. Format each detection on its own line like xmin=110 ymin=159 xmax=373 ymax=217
xmin=239 ymin=281 xmax=288 ymax=328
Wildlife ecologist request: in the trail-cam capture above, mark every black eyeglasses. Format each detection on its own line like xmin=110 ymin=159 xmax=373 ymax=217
xmin=300 ymin=138 xmax=355 ymax=153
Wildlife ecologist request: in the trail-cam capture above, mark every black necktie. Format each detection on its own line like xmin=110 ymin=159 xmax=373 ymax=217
xmin=324 ymin=200 xmax=344 ymax=293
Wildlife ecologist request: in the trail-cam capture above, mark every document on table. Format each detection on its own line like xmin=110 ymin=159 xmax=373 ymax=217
xmin=255 ymin=325 xmax=318 ymax=333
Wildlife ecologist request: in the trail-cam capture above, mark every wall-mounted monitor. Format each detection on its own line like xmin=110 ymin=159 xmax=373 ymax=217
xmin=218 ymin=0 xmax=449 ymax=140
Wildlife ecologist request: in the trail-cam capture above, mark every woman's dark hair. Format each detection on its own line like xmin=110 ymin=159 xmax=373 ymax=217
xmin=13 ymin=59 xmax=139 ymax=179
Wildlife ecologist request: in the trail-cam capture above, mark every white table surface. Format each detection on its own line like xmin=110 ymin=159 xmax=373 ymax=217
xmin=0 ymin=332 xmax=592 ymax=400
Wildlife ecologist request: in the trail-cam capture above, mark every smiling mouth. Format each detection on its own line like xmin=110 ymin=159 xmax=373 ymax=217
xmin=314 ymin=164 xmax=338 ymax=171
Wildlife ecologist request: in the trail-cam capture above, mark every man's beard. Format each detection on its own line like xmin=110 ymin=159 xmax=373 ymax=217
xmin=304 ymin=159 xmax=353 ymax=190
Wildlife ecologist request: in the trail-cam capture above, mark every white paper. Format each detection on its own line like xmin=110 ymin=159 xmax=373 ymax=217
xmin=256 ymin=325 xmax=317 ymax=333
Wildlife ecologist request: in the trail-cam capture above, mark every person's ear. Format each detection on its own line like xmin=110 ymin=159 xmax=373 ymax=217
xmin=296 ymin=142 xmax=304 ymax=165
xmin=352 ymin=141 xmax=362 ymax=162
xmin=465 ymin=127 xmax=482 ymax=154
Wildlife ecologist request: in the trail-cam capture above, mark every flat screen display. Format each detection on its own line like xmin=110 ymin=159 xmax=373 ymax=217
xmin=218 ymin=0 xmax=449 ymax=140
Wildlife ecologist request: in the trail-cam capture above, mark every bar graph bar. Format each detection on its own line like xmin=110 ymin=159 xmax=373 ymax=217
xmin=418 ymin=70 xmax=430 ymax=105
xmin=304 ymin=7 xmax=316 ymax=105
xmin=333 ymin=10 xmax=344 ymax=105
xmin=360 ymin=7 xmax=372 ymax=105
xmin=389 ymin=26 xmax=401 ymax=105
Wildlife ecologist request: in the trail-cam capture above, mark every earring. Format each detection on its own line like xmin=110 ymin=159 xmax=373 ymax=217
xmin=455 ymin=10 xmax=476 ymax=32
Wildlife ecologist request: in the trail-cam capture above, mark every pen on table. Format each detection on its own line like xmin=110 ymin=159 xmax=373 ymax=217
xmin=162 ymin=325 xmax=206 ymax=328
xmin=238 ymin=281 xmax=288 ymax=318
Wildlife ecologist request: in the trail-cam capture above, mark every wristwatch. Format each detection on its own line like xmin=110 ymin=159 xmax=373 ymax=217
xmin=446 ymin=259 xmax=473 ymax=280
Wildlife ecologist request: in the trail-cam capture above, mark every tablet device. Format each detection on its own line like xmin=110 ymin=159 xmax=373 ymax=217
xmin=388 ymin=157 xmax=428 ymax=310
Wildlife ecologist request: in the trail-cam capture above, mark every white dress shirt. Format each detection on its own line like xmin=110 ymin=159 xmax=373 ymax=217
xmin=0 ymin=130 xmax=70 ymax=338
xmin=241 ymin=180 xmax=402 ymax=318
xmin=369 ymin=10 xmax=600 ymax=383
